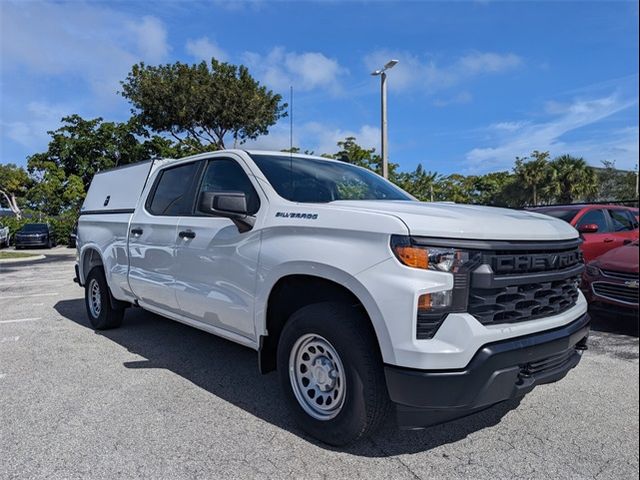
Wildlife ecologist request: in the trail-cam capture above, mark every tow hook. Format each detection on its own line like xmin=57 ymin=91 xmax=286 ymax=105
xmin=575 ymin=336 xmax=588 ymax=351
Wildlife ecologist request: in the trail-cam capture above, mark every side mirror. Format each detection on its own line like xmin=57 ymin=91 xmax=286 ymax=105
xmin=199 ymin=191 xmax=248 ymax=217
xmin=578 ymin=223 xmax=599 ymax=234
xmin=198 ymin=191 xmax=254 ymax=233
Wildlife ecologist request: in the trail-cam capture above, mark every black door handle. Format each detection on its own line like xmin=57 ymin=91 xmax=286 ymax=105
xmin=623 ymin=239 xmax=632 ymax=245
xmin=178 ymin=230 xmax=196 ymax=239
xmin=131 ymin=228 xmax=143 ymax=236
xmin=603 ymin=238 xmax=614 ymax=243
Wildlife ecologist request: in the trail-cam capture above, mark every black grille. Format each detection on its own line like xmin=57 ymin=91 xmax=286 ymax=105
xmin=601 ymin=269 xmax=638 ymax=281
xmin=469 ymin=274 xmax=581 ymax=325
xmin=592 ymin=282 xmax=639 ymax=305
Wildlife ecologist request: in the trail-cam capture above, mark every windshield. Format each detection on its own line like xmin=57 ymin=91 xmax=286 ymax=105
xmin=250 ymin=154 xmax=412 ymax=202
xmin=536 ymin=209 xmax=579 ymax=223
xmin=21 ymin=223 xmax=48 ymax=232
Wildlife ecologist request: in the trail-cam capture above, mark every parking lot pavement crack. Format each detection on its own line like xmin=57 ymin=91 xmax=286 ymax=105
xmin=593 ymin=458 xmax=616 ymax=479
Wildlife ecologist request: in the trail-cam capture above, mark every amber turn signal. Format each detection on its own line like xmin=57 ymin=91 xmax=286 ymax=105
xmin=393 ymin=245 xmax=429 ymax=269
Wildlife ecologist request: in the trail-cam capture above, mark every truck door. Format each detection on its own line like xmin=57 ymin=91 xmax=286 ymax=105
xmin=128 ymin=161 xmax=200 ymax=312
xmin=174 ymin=156 xmax=262 ymax=340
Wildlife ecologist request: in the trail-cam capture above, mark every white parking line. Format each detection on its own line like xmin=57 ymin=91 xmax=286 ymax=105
xmin=0 ymin=279 xmax=65 ymax=287
xmin=0 ymin=317 xmax=41 ymax=324
xmin=0 ymin=292 xmax=59 ymax=299
xmin=0 ymin=335 xmax=20 ymax=342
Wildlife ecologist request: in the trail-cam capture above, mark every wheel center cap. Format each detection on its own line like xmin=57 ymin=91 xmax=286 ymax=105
xmin=312 ymin=357 xmax=334 ymax=391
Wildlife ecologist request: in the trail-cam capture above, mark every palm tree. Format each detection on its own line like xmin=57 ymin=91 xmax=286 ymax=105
xmin=514 ymin=150 xmax=550 ymax=205
xmin=548 ymin=155 xmax=598 ymax=203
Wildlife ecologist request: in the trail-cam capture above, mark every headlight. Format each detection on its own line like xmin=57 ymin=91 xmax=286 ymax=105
xmin=391 ymin=236 xmax=482 ymax=339
xmin=390 ymin=236 xmax=480 ymax=273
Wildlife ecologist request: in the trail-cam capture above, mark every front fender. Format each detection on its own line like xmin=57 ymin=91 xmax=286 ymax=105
xmin=254 ymin=261 xmax=397 ymax=365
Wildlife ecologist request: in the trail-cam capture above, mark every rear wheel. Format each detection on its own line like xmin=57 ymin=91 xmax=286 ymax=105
xmin=277 ymin=302 xmax=389 ymax=446
xmin=84 ymin=267 xmax=124 ymax=330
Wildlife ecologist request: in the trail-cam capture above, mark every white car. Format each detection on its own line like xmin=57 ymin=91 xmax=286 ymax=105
xmin=75 ymin=150 xmax=589 ymax=445
xmin=0 ymin=226 xmax=9 ymax=248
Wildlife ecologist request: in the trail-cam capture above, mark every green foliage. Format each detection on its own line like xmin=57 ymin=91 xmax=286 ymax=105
xmin=0 ymin=215 xmax=28 ymax=241
xmin=547 ymin=155 xmax=599 ymax=204
xmin=514 ymin=150 xmax=551 ymax=205
xmin=0 ymin=163 xmax=31 ymax=217
xmin=26 ymin=115 xmax=170 ymax=216
xmin=0 ymin=210 xmax=76 ymax=245
xmin=596 ymin=160 xmax=637 ymax=201
xmin=320 ymin=142 xmax=629 ymax=207
xmin=324 ymin=136 xmax=400 ymax=179
xmin=121 ymin=59 xmax=287 ymax=151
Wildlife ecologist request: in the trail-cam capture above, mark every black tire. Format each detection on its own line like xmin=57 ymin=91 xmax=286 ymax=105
xmin=277 ymin=301 xmax=390 ymax=446
xmin=84 ymin=267 xmax=124 ymax=330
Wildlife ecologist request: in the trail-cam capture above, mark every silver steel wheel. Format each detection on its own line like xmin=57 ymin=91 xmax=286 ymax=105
xmin=88 ymin=278 xmax=102 ymax=319
xmin=289 ymin=333 xmax=346 ymax=421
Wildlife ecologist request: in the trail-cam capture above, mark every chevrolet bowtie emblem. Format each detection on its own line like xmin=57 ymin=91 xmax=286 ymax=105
xmin=625 ymin=280 xmax=639 ymax=289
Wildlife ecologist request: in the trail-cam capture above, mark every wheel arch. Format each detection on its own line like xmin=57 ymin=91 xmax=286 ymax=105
xmin=257 ymin=266 xmax=393 ymax=374
xmin=80 ymin=245 xmax=105 ymax=284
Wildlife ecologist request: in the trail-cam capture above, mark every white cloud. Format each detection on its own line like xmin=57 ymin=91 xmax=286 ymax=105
xmin=433 ymin=91 xmax=473 ymax=107
xmin=129 ymin=16 xmax=170 ymax=62
xmin=364 ymin=50 xmax=523 ymax=94
xmin=242 ymin=47 xmax=348 ymax=93
xmin=3 ymin=101 xmax=72 ymax=150
xmin=488 ymin=121 xmax=529 ymax=132
xmin=465 ymin=94 xmax=638 ymax=171
xmin=1 ymin=2 xmax=169 ymax=97
xmin=186 ymin=37 xmax=228 ymax=61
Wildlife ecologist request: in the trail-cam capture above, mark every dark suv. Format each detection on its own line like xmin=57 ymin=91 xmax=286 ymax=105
xmin=15 ymin=223 xmax=55 ymax=249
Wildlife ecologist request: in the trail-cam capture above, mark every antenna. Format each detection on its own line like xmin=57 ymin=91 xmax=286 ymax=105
xmin=289 ymin=85 xmax=294 ymax=198
xmin=290 ymin=85 xmax=294 ymax=153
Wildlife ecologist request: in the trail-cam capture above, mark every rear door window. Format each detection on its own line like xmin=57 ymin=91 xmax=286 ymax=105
xmin=608 ymin=209 xmax=636 ymax=232
xmin=576 ymin=209 xmax=609 ymax=232
xmin=147 ymin=162 xmax=199 ymax=216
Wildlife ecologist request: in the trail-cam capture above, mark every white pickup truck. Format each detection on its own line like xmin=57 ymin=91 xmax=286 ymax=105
xmin=75 ymin=150 xmax=589 ymax=445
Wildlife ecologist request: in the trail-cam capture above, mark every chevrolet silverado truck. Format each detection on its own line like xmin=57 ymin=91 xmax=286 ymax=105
xmin=75 ymin=150 xmax=590 ymax=445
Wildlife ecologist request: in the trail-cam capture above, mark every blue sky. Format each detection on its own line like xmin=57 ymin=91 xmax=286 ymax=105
xmin=1 ymin=0 xmax=638 ymax=174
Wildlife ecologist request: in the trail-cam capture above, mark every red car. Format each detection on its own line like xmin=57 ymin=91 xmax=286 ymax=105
xmin=531 ymin=205 xmax=639 ymax=262
xmin=582 ymin=241 xmax=639 ymax=324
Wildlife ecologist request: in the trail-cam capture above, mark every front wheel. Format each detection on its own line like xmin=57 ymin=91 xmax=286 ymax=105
xmin=277 ymin=302 xmax=389 ymax=446
xmin=84 ymin=267 xmax=124 ymax=330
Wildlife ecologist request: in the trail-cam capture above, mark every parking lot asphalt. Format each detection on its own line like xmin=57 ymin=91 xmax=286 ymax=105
xmin=1 ymin=250 xmax=638 ymax=480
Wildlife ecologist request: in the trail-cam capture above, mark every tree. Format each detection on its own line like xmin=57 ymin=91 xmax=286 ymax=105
xmin=121 ymin=59 xmax=287 ymax=151
xmin=0 ymin=164 xmax=31 ymax=219
xmin=325 ymin=136 xmax=400 ymax=179
xmin=548 ymin=155 xmax=598 ymax=204
xmin=514 ymin=150 xmax=551 ymax=205
xmin=27 ymin=115 xmax=167 ymax=215
xmin=597 ymin=160 xmax=637 ymax=201
xmin=471 ymin=171 xmax=513 ymax=206
xmin=396 ymin=164 xmax=441 ymax=201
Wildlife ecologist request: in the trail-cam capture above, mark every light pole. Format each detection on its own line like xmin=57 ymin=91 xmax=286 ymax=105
xmin=371 ymin=59 xmax=399 ymax=179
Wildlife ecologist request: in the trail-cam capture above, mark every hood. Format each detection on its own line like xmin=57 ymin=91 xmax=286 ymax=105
xmin=329 ymin=200 xmax=579 ymax=240
xmin=592 ymin=243 xmax=639 ymax=273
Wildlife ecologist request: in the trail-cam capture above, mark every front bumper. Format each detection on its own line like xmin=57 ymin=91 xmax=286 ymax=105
xmin=15 ymin=237 xmax=49 ymax=247
xmin=385 ymin=312 xmax=590 ymax=428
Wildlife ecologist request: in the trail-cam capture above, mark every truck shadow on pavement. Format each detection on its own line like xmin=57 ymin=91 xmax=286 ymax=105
xmin=55 ymin=298 xmax=521 ymax=456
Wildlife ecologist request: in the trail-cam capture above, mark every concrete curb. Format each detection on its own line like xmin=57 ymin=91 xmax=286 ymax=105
xmin=0 ymin=254 xmax=47 ymax=264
